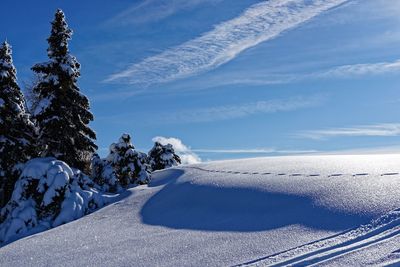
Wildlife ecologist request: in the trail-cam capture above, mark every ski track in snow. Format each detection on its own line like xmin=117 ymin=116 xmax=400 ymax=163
xmin=234 ymin=208 xmax=400 ymax=266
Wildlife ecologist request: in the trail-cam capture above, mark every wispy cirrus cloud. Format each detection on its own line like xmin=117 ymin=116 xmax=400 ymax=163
xmin=161 ymin=95 xmax=324 ymax=124
xmin=314 ymin=59 xmax=400 ymax=78
xmin=171 ymin=58 xmax=400 ymax=91
xmin=107 ymin=0 xmax=225 ymax=26
xmin=193 ymin=148 xmax=277 ymax=154
xmin=192 ymin=148 xmax=317 ymax=154
xmin=105 ymin=0 xmax=348 ymax=85
xmin=95 ymin=57 xmax=400 ymax=101
xmin=297 ymin=123 xmax=400 ymax=140
xmin=95 ymin=95 xmax=324 ymax=125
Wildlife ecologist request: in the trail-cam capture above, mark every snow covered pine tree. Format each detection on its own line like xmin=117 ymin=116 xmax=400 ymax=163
xmin=90 ymin=153 xmax=119 ymax=192
xmin=148 ymin=141 xmax=181 ymax=171
xmin=0 ymin=41 xmax=36 ymax=207
xmin=106 ymin=134 xmax=150 ymax=186
xmin=31 ymin=9 xmax=97 ymax=173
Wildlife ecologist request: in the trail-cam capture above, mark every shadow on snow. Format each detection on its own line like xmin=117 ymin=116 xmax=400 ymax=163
xmin=141 ymin=168 xmax=372 ymax=232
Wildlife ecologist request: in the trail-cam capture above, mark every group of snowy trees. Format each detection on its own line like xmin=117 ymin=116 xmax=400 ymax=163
xmin=90 ymin=135 xmax=182 ymax=193
xmin=0 ymin=9 xmax=182 ymax=243
xmin=0 ymin=10 xmax=181 ymax=208
xmin=0 ymin=9 xmax=97 ymax=208
xmin=91 ymin=134 xmax=151 ymax=192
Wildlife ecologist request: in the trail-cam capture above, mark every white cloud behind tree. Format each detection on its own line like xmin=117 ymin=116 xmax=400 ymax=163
xmin=152 ymin=136 xmax=202 ymax=164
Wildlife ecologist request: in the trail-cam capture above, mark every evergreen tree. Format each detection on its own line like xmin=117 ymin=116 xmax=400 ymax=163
xmin=106 ymin=134 xmax=151 ymax=186
xmin=32 ymin=9 xmax=97 ymax=172
xmin=90 ymin=153 xmax=119 ymax=192
xmin=148 ymin=141 xmax=181 ymax=171
xmin=0 ymin=41 xmax=36 ymax=207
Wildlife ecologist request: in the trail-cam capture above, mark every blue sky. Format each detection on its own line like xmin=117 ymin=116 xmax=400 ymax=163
xmin=1 ymin=0 xmax=400 ymax=162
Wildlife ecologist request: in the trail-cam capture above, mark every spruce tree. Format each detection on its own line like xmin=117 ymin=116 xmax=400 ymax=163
xmin=32 ymin=9 xmax=97 ymax=172
xmin=106 ymin=134 xmax=151 ymax=186
xmin=0 ymin=41 xmax=36 ymax=207
xmin=148 ymin=141 xmax=181 ymax=171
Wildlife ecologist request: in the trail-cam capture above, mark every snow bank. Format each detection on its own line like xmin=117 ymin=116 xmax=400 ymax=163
xmin=0 ymin=157 xmax=112 ymax=244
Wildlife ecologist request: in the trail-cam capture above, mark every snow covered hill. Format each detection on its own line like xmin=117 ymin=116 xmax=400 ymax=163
xmin=1 ymin=154 xmax=400 ymax=266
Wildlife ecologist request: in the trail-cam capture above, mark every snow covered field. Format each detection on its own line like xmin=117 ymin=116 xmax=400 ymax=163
xmin=1 ymin=154 xmax=400 ymax=266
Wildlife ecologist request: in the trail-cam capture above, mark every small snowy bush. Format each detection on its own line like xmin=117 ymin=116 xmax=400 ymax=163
xmin=105 ymin=134 xmax=151 ymax=186
xmin=148 ymin=141 xmax=181 ymax=171
xmin=0 ymin=157 xmax=105 ymax=243
xmin=90 ymin=153 xmax=120 ymax=192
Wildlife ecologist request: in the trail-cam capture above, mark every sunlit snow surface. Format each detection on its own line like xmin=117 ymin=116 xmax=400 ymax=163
xmin=1 ymin=154 xmax=400 ymax=266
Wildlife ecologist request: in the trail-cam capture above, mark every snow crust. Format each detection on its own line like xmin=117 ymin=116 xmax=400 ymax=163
xmin=1 ymin=154 xmax=400 ymax=266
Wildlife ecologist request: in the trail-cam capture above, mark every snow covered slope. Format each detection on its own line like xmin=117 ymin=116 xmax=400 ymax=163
xmin=1 ymin=154 xmax=400 ymax=266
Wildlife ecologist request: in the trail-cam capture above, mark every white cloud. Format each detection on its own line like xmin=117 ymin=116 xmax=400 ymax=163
xmin=105 ymin=0 xmax=348 ymax=85
xmin=193 ymin=148 xmax=317 ymax=154
xmin=297 ymin=123 xmax=400 ymax=140
xmin=108 ymin=0 xmax=224 ymax=25
xmin=175 ymin=59 xmax=400 ymax=91
xmin=315 ymin=60 xmax=400 ymax=78
xmin=162 ymin=95 xmax=324 ymax=123
xmin=193 ymin=148 xmax=276 ymax=154
xmin=152 ymin=136 xmax=201 ymax=164
xmin=314 ymin=145 xmax=400 ymax=155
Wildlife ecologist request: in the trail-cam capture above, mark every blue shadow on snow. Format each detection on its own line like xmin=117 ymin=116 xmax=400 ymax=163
xmin=141 ymin=169 xmax=373 ymax=232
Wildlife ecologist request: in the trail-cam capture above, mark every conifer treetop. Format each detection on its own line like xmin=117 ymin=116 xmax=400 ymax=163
xmin=148 ymin=141 xmax=181 ymax=171
xmin=0 ymin=41 xmax=26 ymax=115
xmin=47 ymin=9 xmax=73 ymax=60
xmin=0 ymin=41 xmax=17 ymax=83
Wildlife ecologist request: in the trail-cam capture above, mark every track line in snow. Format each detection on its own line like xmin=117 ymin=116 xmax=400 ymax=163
xmin=234 ymin=209 xmax=400 ymax=267
xmin=353 ymin=173 xmax=369 ymax=177
xmin=186 ymin=166 xmax=400 ymax=179
xmin=284 ymin=227 xmax=400 ymax=266
xmin=328 ymin=174 xmax=343 ymax=177
xmin=382 ymin=173 xmax=399 ymax=176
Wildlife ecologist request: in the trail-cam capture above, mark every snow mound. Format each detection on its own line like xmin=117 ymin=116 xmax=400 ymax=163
xmin=0 ymin=157 xmax=111 ymax=244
